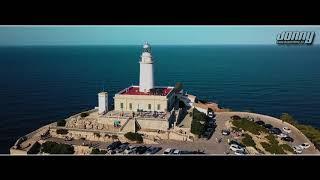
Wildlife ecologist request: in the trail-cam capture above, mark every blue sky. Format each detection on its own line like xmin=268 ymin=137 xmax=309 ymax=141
xmin=0 ymin=26 xmax=319 ymax=45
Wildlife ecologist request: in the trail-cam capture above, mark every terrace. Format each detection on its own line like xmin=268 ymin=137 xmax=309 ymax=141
xmin=118 ymin=86 xmax=173 ymax=96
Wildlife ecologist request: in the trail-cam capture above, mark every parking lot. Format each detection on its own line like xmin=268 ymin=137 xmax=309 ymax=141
xmin=45 ymin=111 xmax=320 ymax=155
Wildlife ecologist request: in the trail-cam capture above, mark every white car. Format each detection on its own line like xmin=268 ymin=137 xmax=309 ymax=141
xmin=163 ymin=148 xmax=174 ymax=154
xmin=282 ymin=127 xmax=292 ymax=134
xmin=235 ymin=150 xmax=248 ymax=155
xmin=229 ymin=144 xmax=245 ymax=152
xmin=173 ymin=149 xmax=180 ymax=155
xmin=293 ymin=146 xmax=303 ymax=154
xmin=277 ymin=133 xmax=288 ymax=138
xmin=208 ymin=112 xmax=214 ymax=118
xmin=299 ymin=143 xmax=310 ymax=149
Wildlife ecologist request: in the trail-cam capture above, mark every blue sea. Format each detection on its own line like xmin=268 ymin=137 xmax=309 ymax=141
xmin=0 ymin=45 xmax=320 ymax=153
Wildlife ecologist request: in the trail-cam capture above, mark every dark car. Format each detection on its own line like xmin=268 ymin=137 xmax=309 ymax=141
xmin=255 ymin=121 xmax=265 ymax=126
xmin=221 ymin=130 xmax=230 ymax=136
xmin=229 ymin=140 xmax=245 ymax=148
xmin=263 ymin=124 xmax=273 ymax=129
xmin=269 ymin=127 xmax=282 ymax=135
xmin=135 ymin=146 xmax=149 ymax=154
xmin=115 ymin=142 xmax=129 ymax=153
xmin=107 ymin=141 xmax=122 ymax=150
xmin=281 ymin=136 xmax=294 ymax=142
xmin=145 ymin=147 xmax=162 ymax=154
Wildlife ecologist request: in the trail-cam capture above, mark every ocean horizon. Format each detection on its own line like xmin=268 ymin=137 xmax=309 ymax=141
xmin=0 ymin=45 xmax=320 ymax=153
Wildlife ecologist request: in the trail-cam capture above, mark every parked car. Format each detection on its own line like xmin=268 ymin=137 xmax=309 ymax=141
xmin=221 ymin=129 xmax=230 ymax=136
xmin=277 ymin=133 xmax=288 ymax=138
xmin=173 ymin=149 xmax=180 ymax=155
xmin=281 ymin=136 xmax=294 ymax=142
xmin=235 ymin=150 xmax=248 ymax=155
xmin=107 ymin=141 xmax=122 ymax=150
xmin=208 ymin=120 xmax=216 ymax=127
xmin=145 ymin=147 xmax=162 ymax=154
xmin=163 ymin=148 xmax=175 ymax=154
xmin=229 ymin=140 xmax=245 ymax=148
xmin=255 ymin=121 xmax=265 ymax=126
xmin=299 ymin=143 xmax=310 ymax=149
xmin=263 ymin=124 xmax=273 ymax=129
xmin=202 ymin=131 xmax=212 ymax=140
xmin=269 ymin=127 xmax=282 ymax=135
xmin=293 ymin=146 xmax=303 ymax=154
xmin=282 ymin=127 xmax=292 ymax=134
xmin=231 ymin=115 xmax=241 ymax=120
xmin=124 ymin=145 xmax=136 ymax=154
xmin=135 ymin=146 xmax=149 ymax=154
xmin=116 ymin=142 xmax=129 ymax=153
xmin=208 ymin=111 xmax=214 ymax=118
xmin=229 ymin=144 xmax=245 ymax=152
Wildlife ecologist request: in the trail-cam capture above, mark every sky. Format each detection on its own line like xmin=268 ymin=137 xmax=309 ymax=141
xmin=0 ymin=26 xmax=319 ymax=46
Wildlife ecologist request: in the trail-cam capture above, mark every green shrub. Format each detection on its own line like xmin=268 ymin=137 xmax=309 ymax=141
xmin=191 ymin=108 xmax=208 ymax=136
xmin=56 ymin=129 xmax=68 ymax=135
xmin=280 ymin=144 xmax=294 ymax=153
xmin=124 ymin=132 xmax=143 ymax=143
xmin=41 ymin=141 xmax=74 ymax=154
xmin=91 ymin=148 xmax=107 ymax=154
xmin=94 ymin=132 xmax=100 ymax=138
xmin=57 ymin=120 xmax=66 ymax=127
xmin=266 ymin=134 xmax=279 ymax=145
xmin=232 ymin=118 xmax=267 ymax=135
xmin=261 ymin=142 xmax=285 ymax=154
xmin=80 ymin=112 xmax=89 ymax=118
xmin=242 ymin=134 xmax=256 ymax=148
xmin=174 ymin=82 xmax=183 ymax=92
xmin=280 ymin=113 xmax=297 ymax=125
xmin=28 ymin=141 xmax=41 ymax=154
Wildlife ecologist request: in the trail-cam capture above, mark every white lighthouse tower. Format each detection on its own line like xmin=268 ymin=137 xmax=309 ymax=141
xmin=139 ymin=42 xmax=154 ymax=92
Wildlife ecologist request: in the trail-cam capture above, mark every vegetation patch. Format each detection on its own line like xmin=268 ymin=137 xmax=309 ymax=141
xmin=94 ymin=132 xmax=100 ymax=138
xmin=41 ymin=141 xmax=74 ymax=154
xmin=241 ymin=134 xmax=256 ymax=148
xmin=28 ymin=141 xmax=41 ymax=154
xmin=261 ymin=142 xmax=285 ymax=154
xmin=124 ymin=132 xmax=143 ymax=143
xmin=56 ymin=129 xmax=68 ymax=135
xmin=80 ymin=112 xmax=89 ymax=118
xmin=280 ymin=144 xmax=294 ymax=153
xmin=91 ymin=148 xmax=107 ymax=154
xmin=57 ymin=120 xmax=66 ymax=127
xmin=191 ymin=108 xmax=209 ymax=136
xmin=232 ymin=118 xmax=267 ymax=135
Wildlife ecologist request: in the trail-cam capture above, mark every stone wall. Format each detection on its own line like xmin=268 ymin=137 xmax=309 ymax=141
xmin=136 ymin=119 xmax=168 ymax=131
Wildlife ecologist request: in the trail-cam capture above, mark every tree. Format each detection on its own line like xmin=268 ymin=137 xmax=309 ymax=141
xmin=280 ymin=113 xmax=297 ymax=125
xmin=80 ymin=112 xmax=89 ymax=118
xmin=174 ymin=82 xmax=183 ymax=92
xmin=57 ymin=120 xmax=66 ymax=127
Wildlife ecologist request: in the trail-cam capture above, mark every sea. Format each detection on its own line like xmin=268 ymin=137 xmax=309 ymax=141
xmin=0 ymin=45 xmax=320 ymax=153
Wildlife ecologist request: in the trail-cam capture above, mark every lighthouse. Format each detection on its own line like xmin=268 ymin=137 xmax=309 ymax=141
xmin=139 ymin=42 xmax=154 ymax=92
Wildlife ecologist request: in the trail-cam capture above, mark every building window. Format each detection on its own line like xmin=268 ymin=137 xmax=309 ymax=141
xmin=120 ymin=103 xmax=123 ymax=109
xmin=148 ymin=104 xmax=151 ymax=110
xmin=129 ymin=103 xmax=132 ymax=110
xmin=157 ymin=104 xmax=160 ymax=110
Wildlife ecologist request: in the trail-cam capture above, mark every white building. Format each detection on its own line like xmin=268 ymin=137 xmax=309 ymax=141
xmin=113 ymin=42 xmax=176 ymax=113
xmin=139 ymin=42 xmax=154 ymax=93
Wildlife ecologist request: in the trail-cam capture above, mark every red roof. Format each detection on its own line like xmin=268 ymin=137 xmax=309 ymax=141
xmin=120 ymin=86 xmax=173 ymax=96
